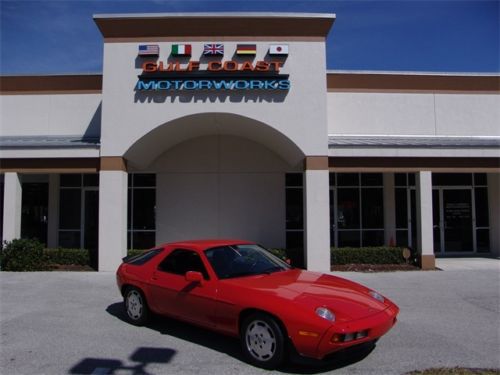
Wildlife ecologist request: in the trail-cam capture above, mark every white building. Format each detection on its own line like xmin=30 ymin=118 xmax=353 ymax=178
xmin=1 ymin=13 xmax=499 ymax=271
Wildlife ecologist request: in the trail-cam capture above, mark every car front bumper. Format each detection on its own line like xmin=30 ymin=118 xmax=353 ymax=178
xmin=312 ymin=303 xmax=399 ymax=360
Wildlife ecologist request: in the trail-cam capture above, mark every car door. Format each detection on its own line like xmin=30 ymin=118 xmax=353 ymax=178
xmin=149 ymin=248 xmax=218 ymax=328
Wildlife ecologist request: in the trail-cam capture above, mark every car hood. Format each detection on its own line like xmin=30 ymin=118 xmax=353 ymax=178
xmin=224 ymin=269 xmax=388 ymax=321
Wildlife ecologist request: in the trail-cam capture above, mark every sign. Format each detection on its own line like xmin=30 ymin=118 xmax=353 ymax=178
xmin=136 ymin=44 xmax=290 ymax=92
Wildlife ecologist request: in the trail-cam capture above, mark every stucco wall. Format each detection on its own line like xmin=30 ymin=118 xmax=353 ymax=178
xmin=327 ymin=92 xmax=500 ymax=136
xmin=151 ymin=135 xmax=287 ymax=248
xmin=100 ymin=41 xmax=328 ymax=160
xmin=0 ymin=94 xmax=102 ymax=137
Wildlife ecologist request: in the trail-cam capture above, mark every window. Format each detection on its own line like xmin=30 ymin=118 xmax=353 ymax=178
xmin=395 ymin=173 xmax=490 ymax=253
xmin=330 ymin=173 xmax=384 ymax=247
xmin=58 ymin=174 xmax=98 ymax=248
xmin=285 ymin=173 xmax=303 ymax=249
xmin=21 ymin=182 xmax=48 ymax=245
xmin=126 ymin=248 xmax=163 ymax=265
xmin=394 ymin=173 xmax=416 ymax=248
xmin=128 ymin=174 xmax=156 ymax=250
xmin=157 ymin=249 xmax=209 ymax=279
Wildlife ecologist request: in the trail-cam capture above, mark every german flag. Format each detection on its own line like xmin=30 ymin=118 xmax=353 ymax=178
xmin=236 ymin=44 xmax=257 ymax=55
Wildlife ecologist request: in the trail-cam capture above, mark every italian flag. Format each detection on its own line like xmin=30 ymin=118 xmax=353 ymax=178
xmin=172 ymin=44 xmax=192 ymax=56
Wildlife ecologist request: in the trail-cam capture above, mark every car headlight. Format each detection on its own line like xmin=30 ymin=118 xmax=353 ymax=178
xmin=369 ymin=291 xmax=385 ymax=303
xmin=315 ymin=307 xmax=335 ymax=322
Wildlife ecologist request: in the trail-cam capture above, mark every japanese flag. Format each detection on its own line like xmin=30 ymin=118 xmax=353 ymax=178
xmin=269 ymin=44 xmax=289 ymax=55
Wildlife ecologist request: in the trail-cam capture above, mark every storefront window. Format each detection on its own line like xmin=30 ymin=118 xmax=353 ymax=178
xmin=285 ymin=173 xmax=303 ymax=249
xmin=394 ymin=173 xmax=419 ymax=248
xmin=21 ymin=182 xmax=48 ymax=245
xmin=0 ymin=176 xmax=3 ymax=244
xmin=395 ymin=173 xmax=490 ymax=253
xmin=337 ymin=188 xmax=360 ymax=229
xmin=128 ymin=173 xmax=156 ymax=249
xmin=330 ymin=173 xmax=384 ymax=248
xmin=58 ymin=174 xmax=99 ymax=249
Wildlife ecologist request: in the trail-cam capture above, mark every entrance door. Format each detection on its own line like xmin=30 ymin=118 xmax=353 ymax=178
xmin=433 ymin=188 xmax=474 ymax=253
xmin=443 ymin=189 xmax=473 ymax=252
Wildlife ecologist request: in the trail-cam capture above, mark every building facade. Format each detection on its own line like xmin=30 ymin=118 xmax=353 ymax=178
xmin=1 ymin=13 xmax=499 ymax=271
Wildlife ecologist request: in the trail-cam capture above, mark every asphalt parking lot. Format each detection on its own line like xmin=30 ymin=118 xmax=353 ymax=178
xmin=1 ymin=261 xmax=499 ymax=375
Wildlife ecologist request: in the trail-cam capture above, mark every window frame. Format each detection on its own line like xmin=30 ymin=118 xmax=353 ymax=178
xmin=157 ymin=248 xmax=210 ymax=280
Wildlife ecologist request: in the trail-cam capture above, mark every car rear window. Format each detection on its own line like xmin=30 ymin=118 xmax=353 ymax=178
xmin=124 ymin=248 xmax=163 ymax=265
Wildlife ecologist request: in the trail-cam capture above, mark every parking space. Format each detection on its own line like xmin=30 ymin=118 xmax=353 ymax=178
xmin=1 ymin=268 xmax=499 ymax=374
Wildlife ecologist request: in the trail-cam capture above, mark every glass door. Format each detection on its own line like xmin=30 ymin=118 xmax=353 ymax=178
xmin=442 ymin=189 xmax=473 ymax=252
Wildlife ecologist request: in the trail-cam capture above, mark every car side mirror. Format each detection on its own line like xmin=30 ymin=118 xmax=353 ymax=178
xmin=185 ymin=271 xmax=204 ymax=285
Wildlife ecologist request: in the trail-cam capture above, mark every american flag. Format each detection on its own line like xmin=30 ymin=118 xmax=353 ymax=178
xmin=203 ymin=43 xmax=224 ymax=55
xmin=138 ymin=45 xmax=159 ymax=56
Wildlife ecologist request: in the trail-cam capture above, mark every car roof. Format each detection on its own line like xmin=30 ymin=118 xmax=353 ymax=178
xmin=158 ymin=239 xmax=255 ymax=251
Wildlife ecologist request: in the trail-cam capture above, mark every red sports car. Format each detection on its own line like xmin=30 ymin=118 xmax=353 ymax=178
xmin=116 ymin=240 xmax=399 ymax=369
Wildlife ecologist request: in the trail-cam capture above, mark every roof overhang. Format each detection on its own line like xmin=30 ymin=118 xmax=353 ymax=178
xmin=93 ymin=12 xmax=335 ymax=39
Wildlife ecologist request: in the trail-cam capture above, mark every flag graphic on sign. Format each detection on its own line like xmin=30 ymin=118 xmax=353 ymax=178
xmin=203 ymin=43 xmax=224 ymax=55
xmin=171 ymin=44 xmax=192 ymax=56
xmin=269 ymin=44 xmax=288 ymax=56
xmin=138 ymin=45 xmax=159 ymax=56
xmin=236 ymin=44 xmax=257 ymax=55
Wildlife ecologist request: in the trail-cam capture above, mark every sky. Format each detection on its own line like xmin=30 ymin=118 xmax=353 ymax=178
xmin=0 ymin=0 xmax=498 ymax=75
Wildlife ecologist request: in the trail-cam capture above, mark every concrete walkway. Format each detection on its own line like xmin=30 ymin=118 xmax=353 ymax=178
xmin=436 ymin=257 xmax=500 ymax=271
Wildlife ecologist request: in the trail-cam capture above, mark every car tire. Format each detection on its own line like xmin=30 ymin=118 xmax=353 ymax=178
xmin=240 ymin=313 xmax=286 ymax=369
xmin=124 ymin=286 xmax=149 ymax=326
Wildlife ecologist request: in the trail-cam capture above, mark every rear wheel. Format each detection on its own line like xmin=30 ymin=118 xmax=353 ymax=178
xmin=124 ymin=287 xmax=149 ymax=326
xmin=240 ymin=313 xmax=286 ymax=369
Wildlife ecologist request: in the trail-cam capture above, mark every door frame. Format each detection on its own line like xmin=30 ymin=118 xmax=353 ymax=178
xmin=433 ymin=187 xmax=476 ymax=255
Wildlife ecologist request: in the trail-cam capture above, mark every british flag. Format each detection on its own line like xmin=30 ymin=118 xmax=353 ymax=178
xmin=203 ymin=43 xmax=224 ymax=55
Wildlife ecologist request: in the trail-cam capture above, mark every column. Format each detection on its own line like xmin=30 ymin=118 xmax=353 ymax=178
xmin=98 ymin=157 xmax=128 ymax=272
xmin=416 ymin=171 xmax=435 ymax=269
xmin=487 ymin=173 xmax=500 ymax=257
xmin=2 ymin=172 xmax=22 ymax=242
xmin=304 ymin=157 xmax=331 ymax=272
xmin=383 ymin=173 xmax=396 ymax=246
xmin=47 ymin=174 xmax=60 ymax=248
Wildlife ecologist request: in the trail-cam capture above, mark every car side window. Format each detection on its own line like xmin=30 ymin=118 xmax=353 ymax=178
xmin=157 ymin=249 xmax=209 ymax=279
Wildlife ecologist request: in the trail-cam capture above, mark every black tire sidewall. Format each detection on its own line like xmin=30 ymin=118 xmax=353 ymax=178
xmin=124 ymin=287 xmax=149 ymax=326
xmin=240 ymin=313 xmax=286 ymax=369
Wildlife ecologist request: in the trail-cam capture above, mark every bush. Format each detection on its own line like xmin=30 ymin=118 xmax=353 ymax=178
xmin=268 ymin=248 xmax=305 ymax=268
xmin=1 ymin=238 xmax=48 ymax=271
xmin=44 ymin=248 xmax=90 ymax=266
xmin=127 ymin=249 xmax=148 ymax=258
xmin=268 ymin=248 xmax=287 ymax=260
xmin=331 ymin=247 xmax=407 ymax=265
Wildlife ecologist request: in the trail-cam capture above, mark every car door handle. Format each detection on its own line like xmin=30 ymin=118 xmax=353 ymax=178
xmin=152 ymin=272 xmax=158 ymax=281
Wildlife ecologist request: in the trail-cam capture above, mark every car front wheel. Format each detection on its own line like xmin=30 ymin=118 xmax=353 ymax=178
xmin=241 ymin=313 xmax=286 ymax=369
xmin=124 ymin=287 xmax=149 ymax=326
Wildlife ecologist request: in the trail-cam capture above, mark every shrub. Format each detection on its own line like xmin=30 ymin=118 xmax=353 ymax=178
xmin=268 ymin=248 xmax=305 ymax=268
xmin=1 ymin=238 xmax=48 ymax=271
xmin=44 ymin=248 xmax=90 ymax=266
xmin=268 ymin=248 xmax=287 ymax=260
xmin=127 ymin=249 xmax=148 ymax=258
xmin=331 ymin=247 xmax=407 ymax=265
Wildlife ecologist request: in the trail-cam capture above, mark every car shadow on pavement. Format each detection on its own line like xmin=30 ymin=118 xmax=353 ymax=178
xmin=106 ymin=302 xmax=375 ymax=374
xmin=69 ymin=346 xmax=176 ymax=374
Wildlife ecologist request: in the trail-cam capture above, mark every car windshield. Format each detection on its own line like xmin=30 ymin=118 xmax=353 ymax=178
xmin=205 ymin=244 xmax=291 ymax=279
